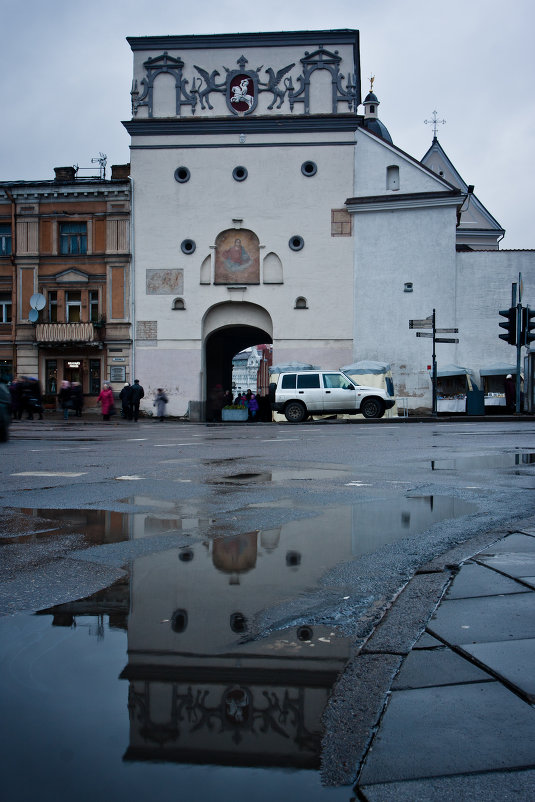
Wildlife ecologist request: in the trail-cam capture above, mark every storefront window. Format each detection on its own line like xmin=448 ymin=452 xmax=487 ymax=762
xmin=89 ymin=359 xmax=101 ymax=395
xmin=46 ymin=360 xmax=57 ymax=395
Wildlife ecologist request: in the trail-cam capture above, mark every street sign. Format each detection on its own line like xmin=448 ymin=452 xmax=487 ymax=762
xmin=416 ymin=332 xmax=433 ymax=338
xmin=409 ymin=317 xmax=433 ymax=329
xmin=435 ymin=328 xmax=458 ymax=333
xmin=435 ymin=337 xmax=459 ymax=343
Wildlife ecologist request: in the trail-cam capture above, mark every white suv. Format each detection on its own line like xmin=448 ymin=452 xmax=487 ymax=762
xmin=270 ymin=370 xmax=394 ymax=422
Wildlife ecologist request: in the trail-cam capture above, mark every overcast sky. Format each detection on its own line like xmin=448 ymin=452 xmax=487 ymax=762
xmin=2 ymin=0 xmax=533 ymax=249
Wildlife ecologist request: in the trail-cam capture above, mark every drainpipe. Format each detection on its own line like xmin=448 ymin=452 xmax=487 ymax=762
xmin=129 ymin=176 xmax=135 ymax=383
xmin=4 ymin=187 xmax=17 ymax=377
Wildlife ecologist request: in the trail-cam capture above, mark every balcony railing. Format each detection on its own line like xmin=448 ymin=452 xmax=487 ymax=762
xmin=35 ymin=322 xmax=100 ymax=343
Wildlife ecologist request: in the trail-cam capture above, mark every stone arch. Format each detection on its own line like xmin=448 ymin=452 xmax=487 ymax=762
xmin=202 ymin=302 xmax=273 ymax=421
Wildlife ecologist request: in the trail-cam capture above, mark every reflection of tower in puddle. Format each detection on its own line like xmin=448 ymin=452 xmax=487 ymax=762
xmin=121 ymin=524 xmax=350 ymax=769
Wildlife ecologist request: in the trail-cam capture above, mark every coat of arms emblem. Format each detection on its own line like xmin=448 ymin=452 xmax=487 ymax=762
xmin=226 ymin=58 xmax=258 ymax=115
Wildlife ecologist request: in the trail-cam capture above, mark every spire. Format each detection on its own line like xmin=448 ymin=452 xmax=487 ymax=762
xmin=361 ymin=77 xmax=393 ymax=144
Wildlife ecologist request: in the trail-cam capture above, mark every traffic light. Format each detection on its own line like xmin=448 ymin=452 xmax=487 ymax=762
xmin=522 ymin=306 xmax=535 ymax=346
xmin=498 ymin=307 xmax=517 ymax=345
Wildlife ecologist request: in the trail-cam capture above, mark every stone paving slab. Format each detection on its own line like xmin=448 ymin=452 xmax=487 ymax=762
xmin=359 ymin=768 xmax=535 ymax=802
xmin=458 ymin=638 xmax=535 ymax=702
xmin=412 ymin=631 xmax=443 ymax=649
xmin=358 ymin=681 xmax=535 ymax=785
xmin=476 ymin=552 xmax=535 ymax=578
xmin=392 ymin=646 xmax=492 ymax=690
xmin=427 ymin=592 xmax=535 ymax=645
xmin=478 ymin=532 xmax=535 ymax=553
xmin=445 ymin=561 xmax=530 ymax=599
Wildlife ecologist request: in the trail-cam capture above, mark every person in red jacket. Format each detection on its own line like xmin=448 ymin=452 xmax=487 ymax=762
xmin=97 ymin=383 xmax=115 ymax=421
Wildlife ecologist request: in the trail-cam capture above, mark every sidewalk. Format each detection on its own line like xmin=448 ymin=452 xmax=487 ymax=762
xmin=342 ymin=520 xmax=535 ymax=800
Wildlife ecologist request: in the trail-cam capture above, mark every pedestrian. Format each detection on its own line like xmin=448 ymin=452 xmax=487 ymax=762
xmin=504 ymin=374 xmax=515 ymax=413
xmin=119 ymin=382 xmax=132 ymax=419
xmin=97 ymin=383 xmax=115 ymax=421
xmin=20 ymin=376 xmax=36 ymax=420
xmin=224 ymin=389 xmax=234 ymax=407
xmin=248 ymin=391 xmax=259 ymax=421
xmin=28 ymin=378 xmax=44 ymax=420
xmin=58 ymin=380 xmax=72 ymax=420
xmin=70 ymin=382 xmax=84 ymax=417
xmin=9 ymin=377 xmax=23 ymax=420
xmin=130 ymin=379 xmax=144 ymax=422
xmin=208 ymin=384 xmax=225 ymax=422
xmin=153 ymin=388 xmax=168 ymax=421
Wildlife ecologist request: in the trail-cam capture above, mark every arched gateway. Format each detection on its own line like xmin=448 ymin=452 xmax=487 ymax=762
xmin=203 ymin=302 xmax=273 ymax=420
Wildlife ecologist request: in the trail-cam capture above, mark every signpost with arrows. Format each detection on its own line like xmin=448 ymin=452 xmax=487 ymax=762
xmin=409 ymin=310 xmax=459 ymax=416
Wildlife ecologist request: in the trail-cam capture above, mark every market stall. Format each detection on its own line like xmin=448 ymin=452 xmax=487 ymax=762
xmin=479 ymin=363 xmax=517 ymax=409
xmin=435 ymin=365 xmax=478 ymax=413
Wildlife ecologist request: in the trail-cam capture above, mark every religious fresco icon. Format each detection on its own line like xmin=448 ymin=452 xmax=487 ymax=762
xmin=214 ymin=229 xmax=260 ymax=284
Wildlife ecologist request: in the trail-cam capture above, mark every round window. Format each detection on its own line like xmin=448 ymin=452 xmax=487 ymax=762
xmin=232 ymin=166 xmax=248 ymax=182
xmin=181 ymin=239 xmax=196 ymax=255
xmin=301 ymin=161 xmax=317 ymax=177
xmin=174 ymin=166 xmax=191 ymax=183
xmin=289 ymin=235 xmax=304 ymax=252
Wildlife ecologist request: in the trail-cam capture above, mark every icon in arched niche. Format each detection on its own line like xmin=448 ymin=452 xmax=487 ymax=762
xmin=215 ymin=228 xmax=260 ymax=284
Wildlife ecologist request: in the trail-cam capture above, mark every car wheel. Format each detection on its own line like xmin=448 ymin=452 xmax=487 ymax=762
xmin=284 ymin=401 xmax=306 ymax=423
xmin=360 ymin=397 xmax=385 ymax=419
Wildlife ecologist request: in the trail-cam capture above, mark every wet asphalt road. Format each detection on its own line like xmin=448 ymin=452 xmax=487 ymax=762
xmin=2 ymin=415 xmax=534 ymax=624
xmin=1 ymin=415 xmax=535 ymax=796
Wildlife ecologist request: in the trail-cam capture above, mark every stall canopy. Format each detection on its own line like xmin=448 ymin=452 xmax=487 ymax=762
xmin=436 ymin=364 xmax=479 ymax=390
xmin=341 ymin=361 xmax=395 ymax=397
xmin=480 ymin=363 xmax=518 ymax=376
xmin=269 ymin=361 xmax=320 ymax=374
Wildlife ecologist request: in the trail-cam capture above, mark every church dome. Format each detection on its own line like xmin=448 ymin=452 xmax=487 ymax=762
xmin=361 ymin=83 xmax=393 ymax=144
xmin=362 ymin=117 xmax=393 ymax=144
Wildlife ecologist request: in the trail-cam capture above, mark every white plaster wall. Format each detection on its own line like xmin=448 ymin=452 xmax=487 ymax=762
xmin=352 ymin=203 xmax=459 ymax=406
xmin=131 ymin=131 xmax=356 ymax=413
xmin=455 ymin=250 xmax=535 ymax=385
xmin=354 ymin=130 xmax=452 ymax=197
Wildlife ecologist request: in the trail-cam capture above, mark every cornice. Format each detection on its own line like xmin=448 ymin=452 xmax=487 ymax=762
xmin=123 ymin=114 xmax=362 ymax=137
xmin=127 ymin=29 xmax=359 ymax=52
xmin=346 ymin=190 xmax=463 ymax=213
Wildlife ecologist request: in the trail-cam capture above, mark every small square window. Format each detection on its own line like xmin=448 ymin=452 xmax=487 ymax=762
xmin=60 ymin=222 xmax=87 ymax=255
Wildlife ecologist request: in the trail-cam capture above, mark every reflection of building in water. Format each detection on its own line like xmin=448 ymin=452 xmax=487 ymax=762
xmin=35 ymin=495 xmax=475 ymax=770
xmin=121 ymin=508 xmax=356 ymax=768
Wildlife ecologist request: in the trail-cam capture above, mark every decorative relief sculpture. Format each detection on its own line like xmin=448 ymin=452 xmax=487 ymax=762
xmin=131 ymin=48 xmax=359 ymax=118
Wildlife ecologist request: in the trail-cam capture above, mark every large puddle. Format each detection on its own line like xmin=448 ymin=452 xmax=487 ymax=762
xmin=431 ymin=451 xmax=535 ymax=471
xmin=0 ymin=494 xmax=477 ymax=799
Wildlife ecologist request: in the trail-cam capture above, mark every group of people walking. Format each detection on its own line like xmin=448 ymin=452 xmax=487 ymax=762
xmin=115 ymin=379 xmax=146 ymax=421
xmin=9 ymin=376 xmax=44 ymax=420
xmin=58 ymin=380 xmax=84 ymax=419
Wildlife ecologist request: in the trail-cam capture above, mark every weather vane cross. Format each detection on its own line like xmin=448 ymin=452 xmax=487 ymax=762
xmin=369 ymin=74 xmax=375 ymax=92
xmin=424 ymin=110 xmax=446 ymax=138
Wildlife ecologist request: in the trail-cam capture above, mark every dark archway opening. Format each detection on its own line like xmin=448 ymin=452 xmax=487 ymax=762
xmin=205 ymin=325 xmax=272 ymax=421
